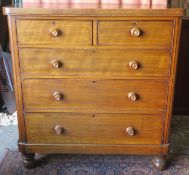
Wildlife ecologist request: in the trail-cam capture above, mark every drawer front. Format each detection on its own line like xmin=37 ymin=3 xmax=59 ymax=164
xmin=20 ymin=49 xmax=170 ymax=78
xmin=98 ymin=21 xmax=174 ymax=47
xmin=16 ymin=20 xmax=92 ymax=45
xmin=22 ymin=79 xmax=168 ymax=113
xmin=25 ymin=113 xmax=163 ymax=145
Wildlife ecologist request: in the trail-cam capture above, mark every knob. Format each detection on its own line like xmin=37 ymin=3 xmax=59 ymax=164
xmin=49 ymin=28 xmax=60 ymax=37
xmin=128 ymin=92 xmax=137 ymax=101
xmin=129 ymin=60 xmax=139 ymax=70
xmin=51 ymin=60 xmax=61 ymax=69
xmin=126 ymin=127 xmax=135 ymax=136
xmin=131 ymin=28 xmax=141 ymax=37
xmin=53 ymin=125 xmax=64 ymax=135
xmin=53 ymin=91 xmax=63 ymax=101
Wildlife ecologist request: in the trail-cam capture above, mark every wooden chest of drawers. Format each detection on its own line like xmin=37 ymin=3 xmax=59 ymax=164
xmin=3 ymin=4 xmax=184 ymax=170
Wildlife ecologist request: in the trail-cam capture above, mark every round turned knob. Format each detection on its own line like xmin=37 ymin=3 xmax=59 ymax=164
xmin=53 ymin=91 xmax=63 ymax=101
xmin=129 ymin=60 xmax=139 ymax=70
xmin=51 ymin=60 xmax=61 ymax=69
xmin=53 ymin=125 xmax=64 ymax=135
xmin=49 ymin=28 xmax=60 ymax=37
xmin=128 ymin=92 xmax=137 ymax=101
xmin=131 ymin=28 xmax=141 ymax=37
xmin=126 ymin=127 xmax=135 ymax=136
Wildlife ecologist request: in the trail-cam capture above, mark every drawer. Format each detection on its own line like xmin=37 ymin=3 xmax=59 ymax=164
xmin=16 ymin=20 xmax=92 ymax=45
xmin=19 ymin=49 xmax=170 ymax=78
xmin=25 ymin=113 xmax=163 ymax=145
xmin=98 ymin=21 xmax=174 ymax=48
xmin=22 ymin=79 xmax=168 ymax=113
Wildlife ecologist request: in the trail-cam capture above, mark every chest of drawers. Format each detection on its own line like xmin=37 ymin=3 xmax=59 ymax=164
xmin=3 ymin=4 xmax=184 ymax=170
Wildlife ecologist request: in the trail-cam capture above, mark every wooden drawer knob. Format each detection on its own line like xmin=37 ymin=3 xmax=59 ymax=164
xmin=131 ymin=28 xmax=141 ymax=37
xmin=53 ymin=91 xmax=64 ymax=101
xmin=49 ymin=28 xmax=60 ymax=37
xmin=53 ymin=125 xmax=64 ymax=135
xmin=128 ymin=92 xmax=138 ymax=101
xmin=126 ymin=127 xmax=135 ymax=136
xmin=51 ymin=60 xmax=61 ymax=69
xmin=129 ymin=60 xmax=139 ymax=70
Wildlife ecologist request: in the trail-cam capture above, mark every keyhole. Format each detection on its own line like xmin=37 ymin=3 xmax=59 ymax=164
xmin=132 ymin=22 xmax=138 ymax=26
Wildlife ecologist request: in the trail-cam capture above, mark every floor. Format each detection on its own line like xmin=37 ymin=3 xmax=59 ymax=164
xmin=2 ymin=151 xmax=189 ymax=175
xmin=0 ymin=125 xmax=18 ymax=163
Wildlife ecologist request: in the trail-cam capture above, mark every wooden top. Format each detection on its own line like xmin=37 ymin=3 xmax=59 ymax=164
xmin=3 ymin=2 xmax=185 ymax=17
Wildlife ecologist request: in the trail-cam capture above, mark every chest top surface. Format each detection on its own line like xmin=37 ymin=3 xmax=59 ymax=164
xmin=3 ymin=1 xmax=185 ymax=17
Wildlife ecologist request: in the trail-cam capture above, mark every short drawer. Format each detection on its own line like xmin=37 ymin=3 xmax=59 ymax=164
xmin=98 ymin=21 xmax=174 ymax=48
xmin=16 ymin=20 xmax=92 ymax=45
xmin=22 ymin=79 xmax=168 ymax=113
xmin=19 ymin=49 xmax=170 ymax=78
xmin=25 ymin=113 xmax=163 ymax=145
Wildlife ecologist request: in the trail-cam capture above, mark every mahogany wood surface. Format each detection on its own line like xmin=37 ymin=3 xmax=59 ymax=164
xmin=163 ymin=17 xmax=181 ymax=143
xmin=19 ymin=49 xmax=171 ymax=78
xmin=22 ymin=79 xmax=168 ymax=113
xmin=16 ymin=19 xmax=92 ymax=45
xmin=98 ymin=20 xmax=174 ymax=47
xmin=3 ymin=2 xmax=184 ymax=168
xmin=24 ymin=143 xmax=169 ymax=155
xmin=25 ymin=113 xmax=163 ymax=145
xmin=3 ymin=4 xmax=184 ymax=16
xmin=7 ymin=17 xmax=27 ymax=147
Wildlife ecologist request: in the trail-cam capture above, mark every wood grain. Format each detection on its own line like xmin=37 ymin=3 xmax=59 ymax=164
xmin=25 ymin=113 xmax=163 ymax=145
xmin=16 ymin=19 xmax=92 ymax=45
xmin=22 ymin=143 xmax=169 ymax=155
xmin=22 ymin=79 xmax=168 ymax=113
xmin=163 ymin=18 xmax=182 ymax=144
xmin=3 ymin=6 xmax=185 ymax=17
xmin=7 ymin=17 xmax=27 ymax=146
xmin=98 ymin=21 xmax=174 ymax=48
xmin=19 ymin=48 xmax=171 ymax=78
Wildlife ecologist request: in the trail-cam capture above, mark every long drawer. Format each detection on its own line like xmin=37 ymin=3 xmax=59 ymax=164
xmin=25 ymin=113 xmax=163 ymax=145
xmin=16 ymin=20 xmax=92 ymax=45
xmin=98 ymin=21 xmax=174 ymax=48
xmin=22 ymin=79 xmax=168 ymax=113
xmin=19 ymin=49 xmax=171 ymax=78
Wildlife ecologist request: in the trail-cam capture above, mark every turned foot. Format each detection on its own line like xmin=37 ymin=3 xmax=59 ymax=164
xmin=22 ymin=153 xmax=35 ymax=169
xmin=151 ymin=156 xmax=166 ymax=171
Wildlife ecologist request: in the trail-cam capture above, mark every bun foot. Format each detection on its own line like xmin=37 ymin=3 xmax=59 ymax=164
xmin=22 ymin=153 xmax=35 ymax=169
xmin=151 ymin=156 xmax=166 ymax=171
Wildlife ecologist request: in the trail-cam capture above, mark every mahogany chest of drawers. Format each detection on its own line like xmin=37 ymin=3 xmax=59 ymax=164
xmin=3 ymin=4 xmax=184 ymax=170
